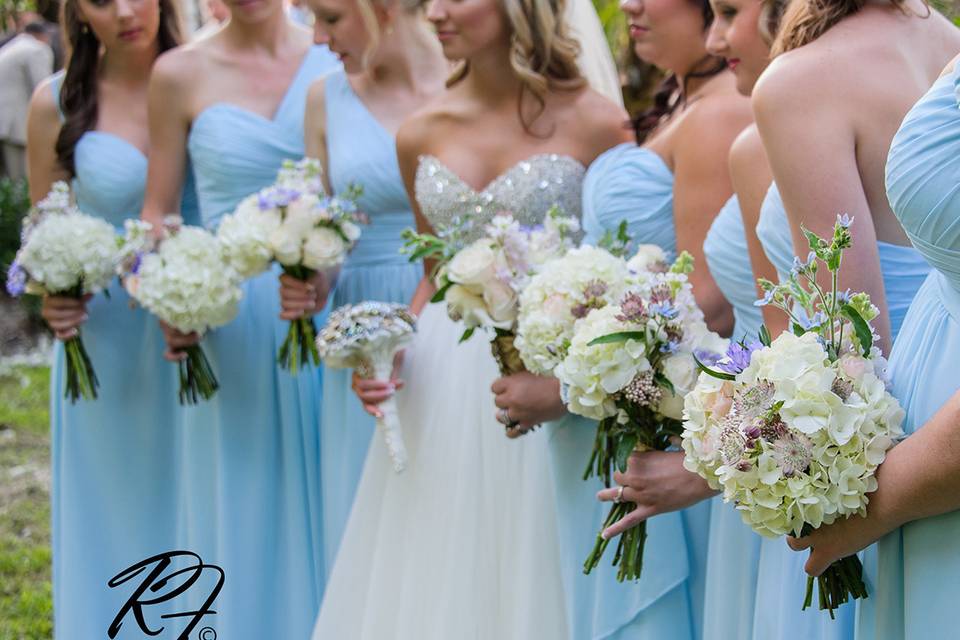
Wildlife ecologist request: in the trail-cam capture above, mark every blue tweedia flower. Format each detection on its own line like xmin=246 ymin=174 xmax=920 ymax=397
xmin=694 ymin=348 xmax=724 ymax=367
xmin=258 ymin=186 xmax=301 ymax=210
xmin=717 ymin=340 xmax=762 ymax=375
xmin=836 ymin=288 xmax=852 ymax=305
xmin=754 ymin=288 xmax=776 ymax=307
xmin=5 ymin=259 xmax=26 ymax=297
xmin=836 ymin=213 xmax=854 ymax=228
xmin=795 ymin=307 xmax=828 ymax=332
xmin=790 ymin=251 xmax=817 ymax=277
xmin=648 ymin=302 xmax=678 ymax=319
xmin=659 ymin=339 xmax=680 ymax=354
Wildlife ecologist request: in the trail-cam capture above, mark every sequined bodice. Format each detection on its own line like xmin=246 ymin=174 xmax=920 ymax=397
xmin=415 ymin=153 xmax=585 ymax=240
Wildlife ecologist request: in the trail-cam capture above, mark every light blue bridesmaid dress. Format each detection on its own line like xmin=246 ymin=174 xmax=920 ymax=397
xmin=699 ymin=195 xmax=764 ymax=640
xmin=48 ymin=72 xmax=200 ymax=638
xmin=856 ymin=60 xmax=960 ymax=640
xmin=176 ymin=46 xmax=339 ymax=640
xmin=546 ymin=142 xmax=710 ymax=640
xmin=318 ymin=70 xmax=422 ymax=571
xmin=753 ymin=179 xmax=929 ymax=640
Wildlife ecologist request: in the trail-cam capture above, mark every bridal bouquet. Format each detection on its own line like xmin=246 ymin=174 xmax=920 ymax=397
xmin=121 ymin=219 xmax=241 ymax=404
xmin=555 ymin=250 xmax=726 ymax=581
xmin=402 ymin=207 xmax=579 ymax=377
xmin=317 ymin=302 xmax=417 ymax=472
xmin=217 ymin=158 xmax=365 ymax=373
xmin=682 ymin=216 xmax=904 ymax=616
xmin=6 ymin=182 xmax=118 ymax=402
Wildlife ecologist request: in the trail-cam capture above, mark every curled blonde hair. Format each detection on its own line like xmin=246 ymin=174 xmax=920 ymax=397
xmin=356 ymin=0 xmax=428 ymax=66
xmin=449 ymin=0 xmax=586 ymax=132
xmin=772 ymin=0 xmax=917 ymax=55
xmin=758 ymin=0 xmax=790 ymax=45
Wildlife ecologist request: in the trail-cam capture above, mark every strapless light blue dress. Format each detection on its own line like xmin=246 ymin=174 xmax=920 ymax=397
xmin=318 ymin=71 xmax=422 ymax=571
xmin=857 ymin=61 xmax=960 ymax=640
xmin=699 ymin=195 xmax=764 ymax=640
xmin=48 ymin=72 xmax=201 ymax=638
xmin=753 ymin=180 xmax=929 ymax=640
xmin=176 ymin=46 xmax=339 ymax=639
xmin=547 ymin=142 xmax=709 ymax=640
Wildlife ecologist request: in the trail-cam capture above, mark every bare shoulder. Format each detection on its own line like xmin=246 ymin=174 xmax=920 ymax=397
xmin=305 ymin=75 xmax=328 ymax=111
xmin=751 ymin=49 xmax=830 ymax=121
xmin=728 ymin=124 xmax=766 ymax=175
xmin=396 ymin=98 xmax=462 ymax=160
xmin=29 ymin=75 xmax=60 ymax=123
xmin=152 ymin=41 xmax=210 ymax=92
xmin=560 ymin=87 xmax=631 ymax=159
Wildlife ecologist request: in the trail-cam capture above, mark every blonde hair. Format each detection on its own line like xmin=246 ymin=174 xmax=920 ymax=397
xmin=449 ymin=0 xmax=586 ymax=132
xmin=772 ymin=0 xmax=915 ymax=55
xmin=758 ymin=0 xmax=790 ymax=45
xmin=356 ymin=0 xmax=427 ymax=66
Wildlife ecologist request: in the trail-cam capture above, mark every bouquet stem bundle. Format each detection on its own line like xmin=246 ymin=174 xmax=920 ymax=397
xmin=177 ymin=344 xmax=219 ymax=405
xmin=277 ymin=266 xmax=321 ymax=373
xmin=63 ymin=328 xmax=98 ymax=402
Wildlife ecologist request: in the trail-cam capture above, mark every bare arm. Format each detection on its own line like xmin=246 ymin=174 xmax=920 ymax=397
xmin=729 ymin=125 xmax=782 ymax=335
xmin=25 ymin=79 xmax=68 ymax=201
xmin=140 ymin=52 xmax=194 ymax=228
xmin=303 ymin=78 xmax=333 ymax=194
xmin=753 ymin=61 xmax=891 ymax=352
xmin=789 ymin=391 xmax=960 ymax=575
xmin=672 ymin=97 xmax=752 ymax=337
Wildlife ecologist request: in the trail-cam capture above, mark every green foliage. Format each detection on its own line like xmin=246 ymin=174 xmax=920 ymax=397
xmin=0 ymin=178 xmax=43 ymax=324
xmin=0 ymin=366 xmax=53 ymax=638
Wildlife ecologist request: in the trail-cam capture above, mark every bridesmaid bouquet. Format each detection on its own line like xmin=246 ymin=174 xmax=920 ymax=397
xmin=217 ymin=158 xmax=365 ymax=373
xmin=316 ymin=302 xmax=417 ymax=472
xmin=6 ymin=182 xmax=118 ymax=402
xmin=121 ymin=219 xmax=242 ymax=404
xmin=554 ymin=251 xmax=726 ymax=581
xmin=402 ymin=207 xmax=579 ymax=377
xmin=682 ymin=216 xmax=904 ymax=616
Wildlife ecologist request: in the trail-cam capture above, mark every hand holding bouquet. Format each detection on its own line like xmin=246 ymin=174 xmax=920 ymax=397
xmin=682 ymin=216 xmax=904 ymax=616
xmin=217 ymin=158 xmax=365 ymax=372
xmin=317 ymin=302 xmax=417 ymax=472
xmin=6 ymin=182 xmax=118 ymax=402
xmin=120 ymin=219 xmax=242 ymax=404
xmin=555 ymin=250 xmax=726 ymax=581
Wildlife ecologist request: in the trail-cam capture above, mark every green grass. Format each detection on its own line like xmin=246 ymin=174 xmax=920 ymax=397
xmin=0 ymin=366 xmax=53 ymax=640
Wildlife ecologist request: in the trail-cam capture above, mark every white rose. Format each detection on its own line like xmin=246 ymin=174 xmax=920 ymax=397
xmin=302 ymin=227 xmax=347 ymax=270
xmin=270 ymin=225 xmax=304 ymax=266
xmin=482 ymin=279 xmax=518 ymax=327
xmin=446 ymin=284 xmax=492 ymax=328
xmin=341 ymin=221 xmax=362 ymax=243
xmin=447 ymin=239 xmax=497 ymax=286
xmin=627 ymin=244 xmax=668 ymax=272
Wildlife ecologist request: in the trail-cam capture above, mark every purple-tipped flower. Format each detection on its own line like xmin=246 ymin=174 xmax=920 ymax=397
xmin=771 ymin=431 xmax=813 ymax=478
xmin=130 ymin=252 xmax=143 ymax=276
xmin=717 ymin=340 xmax=762 ymax=375
xmin=616 ymin=292 xmax=646 ymax=323
xmin=5 ymin=260 xmax=26 ymax=297
xmin=836 ymin=213 xmax=854 ymax=228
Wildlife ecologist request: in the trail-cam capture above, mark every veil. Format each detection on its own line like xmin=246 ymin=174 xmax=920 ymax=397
xmin=565 ymin=0 xmax=624 ymax=108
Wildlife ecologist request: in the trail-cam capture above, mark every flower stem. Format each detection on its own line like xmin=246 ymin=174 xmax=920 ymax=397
xmin=63 ymin=333 xmax=98 ymax=402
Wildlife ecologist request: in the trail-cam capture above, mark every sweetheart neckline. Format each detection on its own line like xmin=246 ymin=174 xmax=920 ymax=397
xmin=418 ymin=153 xmax=585 ymax=197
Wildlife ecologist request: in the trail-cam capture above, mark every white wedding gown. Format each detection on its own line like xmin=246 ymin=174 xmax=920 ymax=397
xmin=312 ymin=153 xmax=585 ymax=639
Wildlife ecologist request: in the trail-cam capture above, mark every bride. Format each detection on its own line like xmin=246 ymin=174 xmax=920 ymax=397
xmin=312 ymin=0 xmax=628 ymax=636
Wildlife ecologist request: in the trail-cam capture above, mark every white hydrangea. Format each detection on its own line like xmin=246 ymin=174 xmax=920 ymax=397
xmin=217 ymin=195 xmax=281 ymax=278
xmin=681 ymin=331 xmax=904 ymax=538
xmin=515 ymin=246 xmax=629 ymax=375
xmin=133 ymin=226 xmax=242 ymax=334
xmin=16 ymin=206 xmax=118 ymax=295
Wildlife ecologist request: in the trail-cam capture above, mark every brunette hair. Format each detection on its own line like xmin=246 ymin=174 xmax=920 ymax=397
xmin=631 ymin=0 xmax=725 ymax=143
xmin=55 ymin=0 xmax=183 ymax=176
xmin=772 ymin=0 xmax=917 ymax=55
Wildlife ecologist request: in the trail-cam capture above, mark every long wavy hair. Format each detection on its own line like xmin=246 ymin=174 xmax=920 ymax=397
xmin=772 ymin=0 xmax=917 ymax=55
xmin=632 ymin=0 xmax=726 ymax=143
xmin=55 ymin=0 xmax=183 ymax=176
xmin=448 ymin=0 xmax=586 ymax=133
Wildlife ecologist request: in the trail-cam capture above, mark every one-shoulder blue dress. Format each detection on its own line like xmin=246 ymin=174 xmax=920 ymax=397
xmin=753 ymin=180 xmax=929 ymax=640
xmin=546 ymin=142 xmax=710 ymax=640
xmin=856 ymin=60 xmax=960 ymax=640
xmin=699 ymin=195 xmax=765 ymax=640
xmin=48 ymin=72 xmax=201 ymax=637
xmin=318 ymin=70 xmax=422 ymax=570
xmin=176 ymin=46 xmax=339 ymax=639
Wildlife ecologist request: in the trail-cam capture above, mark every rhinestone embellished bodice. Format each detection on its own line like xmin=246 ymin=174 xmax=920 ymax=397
xmin=415 ymin=153 xmax=586 ymax=241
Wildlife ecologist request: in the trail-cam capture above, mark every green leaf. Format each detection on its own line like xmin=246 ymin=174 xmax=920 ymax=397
xmin=587 ymin=331 xmax=647 ymax=346
xmin=431 ymin=280 xmax=453 ymax=303
xmin=792 ymin=322 xmax=806 ymax=336
xmin=459 ymin=327 xmax=475 ymax=343
xmin=693 ymin=352 xmax=736 ymax=381
xmin=653 ymin=371 xmax=675 ymax=395
xmin=616 ymin=434 xmax=639 ymax=473
xmin=802 ymin=226 xmax=822 ymax=252
xmin=841 ymin=303 xmax=873 ymax=356
xmin=759 ymin=325 xmax=772 ymax=347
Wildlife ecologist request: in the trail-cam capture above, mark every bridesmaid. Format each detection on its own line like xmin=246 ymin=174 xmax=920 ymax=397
xmin=698 ymin=0 xmax=786 ymax=636
xmin=749 ymin=0 xmax=959 ymax=635
xmin=786 ymin=54 xmax=960 ymax=640
xmin=293 ymin=0 xmax=448 ymax=572
xmin=139 ymin=2 xmax=338 ymax=637
xmin=491 ymin=0 xmax=751 ymax=637
xmin=25 ymin=0 xmax=197 ymax=634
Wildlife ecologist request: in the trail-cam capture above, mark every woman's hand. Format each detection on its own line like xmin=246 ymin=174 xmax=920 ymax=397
xmin=279 ymin=271 xmax=332 ymax=321
xmin=351 ymin=350 xmax=405 ymax=418
xmin=159 ymin=320 xmax=200 ymax=362
xmin=597 ymin=450 xmax=717 ymax=539
xmin=784 ymin=514 xmax=890 ymax=577
xmin=41 ymin=294 xmax=91 ymax=340
xmin=491 ymin=371 xmax=567 ymax=438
